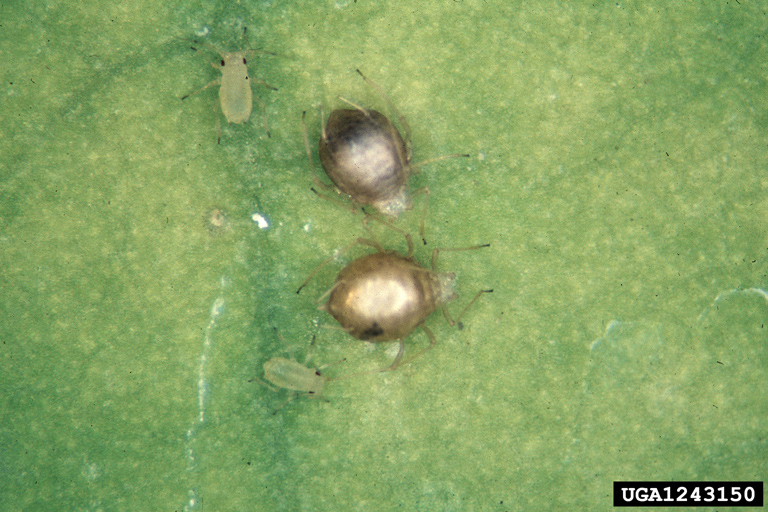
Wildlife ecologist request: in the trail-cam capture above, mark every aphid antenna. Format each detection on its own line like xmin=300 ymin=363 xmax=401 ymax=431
xmin=443 ymin=289 xmax=494 ymax=327
xmin=355 ymin=68 xmax=412 ymax=146
xmin=337 ymin=96 xmax=373 ymax=118
xmin=410 ymin=153 xmax=471 ymax=172
xmin=248 ymin=375 xmax=278 ymax=392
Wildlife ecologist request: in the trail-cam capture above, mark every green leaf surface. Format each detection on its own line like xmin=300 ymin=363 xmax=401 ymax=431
xmin=2 ymin=1 xmax=766 ymax=511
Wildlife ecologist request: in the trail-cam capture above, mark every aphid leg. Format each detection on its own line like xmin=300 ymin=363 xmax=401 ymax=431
xmin=241 ymin=26 xmax=279 ymax=84
xmin=183 ymin=36 xmax=226 ymax=63
xmin=389 ymin=324 xmax=436 ymax=371
xmin=181 ymin=61 xmax=221 ymax=144
xmin=272 ymin=392 xmax=327 ymax=415
xmin=302 ymin=111 xmax=317 ymax=171
xmin=336 ymin=326 xmax=434 ymax=376
xmin=248 ymin=375 xmax=279 ymax=392
xmin=388 ymin=339 xmax=406 ymax=370
xmin=314 ymin=320 xmax=352 ymax=336
xmin=270 ymin=387 xmax=331 ymax=415
xmin=271 ymin=394 xmax=299 ymax=415
xmin=241 ymin=27 xmax=277 ymax=139
xmin=240 ymin=27 xmax=281 ymax=62
xmin=302 ymin=334 xmax=347 ymax=373
xmin=246 ymin=76 xmax=277 ymax=139
xmin=189 ymin=28 xmax=232 ymax=58
xmin=410 ymin=153 xmax=470 ymax=172
xmin=272 ymin=326 xmax=287 ymax=343
xmin=213 ymin=103 xmax=222 ymax=144
xmin=360 ymin=209 xmax=406 ymax=237
xmin=303 ymin=113 xmax=333 ymax=189
xmin=360 ymin=213 xmax=413 ymax=256
xmin=181 ymin=78 xmax=221 ymax=101
xmin=297 ymin=238 xmax=380 ymax=294
xmin=410 ymin=153 xmax=470 ymax=241
xmin=304 ymin=110 xmax=358 ymax=210
xmin=431 ymin=244 xmax=493 ymax=327
xmin=316 ymin=357 xmax=348 ymax=372
xmin=255 ymin=96 xmax=270 ymax=138
xmin=298 ymin=253 xmax=343 ymax=295
xmin=302 ymin=334 xmax=318 ymax=365
xmin=320 ymin=104 xmax=328 ymax=143
xmin=359 ymin=211 xmax=416 ymax=257
xmin=250 ymin=76 xmax=278 ymax=91
xmin=408 ymin=186 xmax=431 ymax=245
xmin=442 ymin=289 xmax=494 ymax=329
xmin=310 ymin=186 xmax=358 ymax=213
xmin=315 ymin=282 xmax=340 ymax=306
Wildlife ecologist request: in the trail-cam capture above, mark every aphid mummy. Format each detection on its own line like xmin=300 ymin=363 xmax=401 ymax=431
xmin=319 ymin=107 xmax=411 ymax=217
xmin=298 ymin=234 xmax=492 ymax=371
xmin=302 ymin=70 xmax=468 ymax=241
xmin=324 ymin=251 xmax=456 ymax=342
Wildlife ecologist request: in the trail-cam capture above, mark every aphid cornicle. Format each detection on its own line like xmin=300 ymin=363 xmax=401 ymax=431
xmin=181 ymin=27 xmax=276 ymax=143
xmin=298 ymin=233 xmax=492 ymax=371
xmin=303 ymin=70 xmax=468 ymax=241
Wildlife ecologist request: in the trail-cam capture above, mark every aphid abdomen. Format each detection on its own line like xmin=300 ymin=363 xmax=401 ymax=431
xmin=263 ymin=357 xmax=324 ymax=394
xmin=326 ymin=253 xmax=455 ymax=342
xmin=218 ymin=54 xmax=252 ymax=124
xmin=334 ymin=270 xmax=424 ymax=341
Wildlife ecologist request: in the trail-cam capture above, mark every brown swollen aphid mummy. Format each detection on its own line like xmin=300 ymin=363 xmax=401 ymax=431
xmin=181 ymin=27 xmax=276 ymax=143
xmin=302 ymin=69 xmax=468 ymax=241
xmin=297 ymin=233 xmax=492 ymax=371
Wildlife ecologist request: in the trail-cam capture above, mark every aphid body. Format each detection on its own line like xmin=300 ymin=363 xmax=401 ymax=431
xmin=250 ymin=333 xmax=346 ymax=414
xmin=182 ymin=28 xmax=275 ymax=141
xmin=215 ymin=49 xmax=253 ymax=124
xmin=320 ymin=108 xmax=411 ymax=217
xmin=262 ymin=356 xmax=327 ymax=396
xmin=324 ymin=251 xmax=456 ymax=341
xmin=300 ymin=234 xmax=491 ymax=371
xmin=304 ymin=70 xmax=467 ymax=241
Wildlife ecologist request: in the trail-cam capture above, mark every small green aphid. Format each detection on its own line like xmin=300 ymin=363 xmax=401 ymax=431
xmin=181 ymin=27 xmax=276 ymax=143
xmin=250 ymin=333 xmax=345 ymax=414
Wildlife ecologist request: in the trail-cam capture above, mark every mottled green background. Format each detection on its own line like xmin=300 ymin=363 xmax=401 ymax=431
xmin=1 ymin=1 xmax=766 ymax=511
